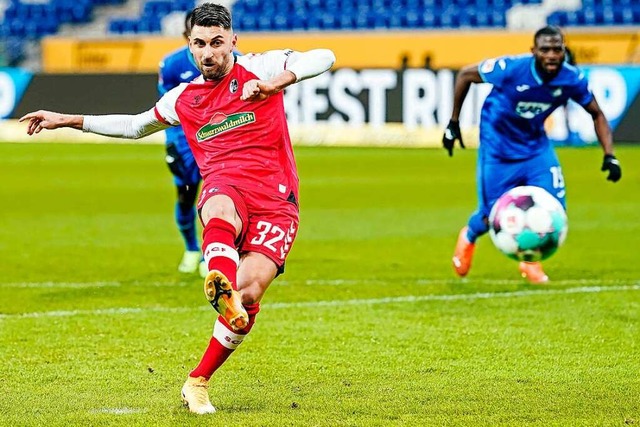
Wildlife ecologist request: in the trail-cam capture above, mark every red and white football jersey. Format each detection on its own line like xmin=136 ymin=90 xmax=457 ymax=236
xmin=155 ymin=50 xmax=299 ymax=200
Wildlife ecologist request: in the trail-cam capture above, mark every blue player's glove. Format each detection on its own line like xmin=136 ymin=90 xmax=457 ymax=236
xmin=601 ymin=154 xmax=621 ymax=182
xmin=442 ymin=120 xmax=465 ymax=157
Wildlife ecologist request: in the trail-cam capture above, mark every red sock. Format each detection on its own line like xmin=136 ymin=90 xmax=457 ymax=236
xmin=190 ymin=304 xmax=260 ymax=379
xmin=202 ymin=218 xmax=239 ymax=289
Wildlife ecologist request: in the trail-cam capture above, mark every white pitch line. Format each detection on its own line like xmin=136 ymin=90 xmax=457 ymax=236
xmin=91 ymin=407 xmax=147 ymax=415
xmin=1 ymin=284 xmax=639 ymax=321
xmin=2 ymin=278 xmax=638 ymax=289
xmin=268 ymin=284 xmax=640 ymax=309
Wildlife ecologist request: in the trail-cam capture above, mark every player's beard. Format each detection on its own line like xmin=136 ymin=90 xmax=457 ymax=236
xmin=535 ymin=59 xmax=562 ymax=80
xmin=201 ymin=56 xmax=232 ymax=81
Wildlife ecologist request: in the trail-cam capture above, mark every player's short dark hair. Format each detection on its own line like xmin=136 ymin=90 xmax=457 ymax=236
xmin=190 ymin=3 xmax=232 ymax=30
xmin=534 ymin=25 xmax=564 ymax=45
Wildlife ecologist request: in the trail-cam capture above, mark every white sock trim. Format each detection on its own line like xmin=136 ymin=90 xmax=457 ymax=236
xmin=203 ymin=243 xmax=239 ymax=267
xmin=213 ymin=319 xmax=246 ymax=350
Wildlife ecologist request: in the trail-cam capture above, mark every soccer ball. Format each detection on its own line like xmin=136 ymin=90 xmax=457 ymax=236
xmin=489 ymin=186 xmax=568 ymax=262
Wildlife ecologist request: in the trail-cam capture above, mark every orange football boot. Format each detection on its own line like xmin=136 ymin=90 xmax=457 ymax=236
xmin=204 ymin=270 xmax=248 ymax=331
xmin=452 ymin=226 xmax=476 ymax=277
xmin=519 ymin=261 xmax=549 ymax=284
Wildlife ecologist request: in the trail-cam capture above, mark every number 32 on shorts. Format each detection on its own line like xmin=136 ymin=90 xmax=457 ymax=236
xmin=250 ymin=220 xmax=297 ymax=260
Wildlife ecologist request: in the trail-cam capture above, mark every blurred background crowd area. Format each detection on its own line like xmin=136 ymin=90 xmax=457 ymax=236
xmin=0 ymin=0 xmax=638 ymax=70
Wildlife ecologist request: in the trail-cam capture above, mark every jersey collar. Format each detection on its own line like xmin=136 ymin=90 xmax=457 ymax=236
xmin=530 ymin=57 xmax=544 ymax=85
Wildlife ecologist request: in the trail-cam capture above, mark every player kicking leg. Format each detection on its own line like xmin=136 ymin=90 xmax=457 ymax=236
xmin=182 ymin=255 xmax=283 ymax=414
xmin=203 ymin=269 xmax=248 ymax=331
xmin=452 ymin=208 xmax=489 ymax=277
xmin=181 ymin=186 xmax=298 ymax=414
xmin=452 ymin=226 xmax=475 ymax=277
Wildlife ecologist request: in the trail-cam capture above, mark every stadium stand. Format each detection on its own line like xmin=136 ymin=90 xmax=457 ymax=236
xmin=1 ymin=0 xmax=638 ymax=37
xmin=0 ymin=0 xmax=125 ymax=65
xmin=0 ymin=0 xmax=638 ymax=65
xmin=107 ymin=0 xmax=638 ymax=33
xmin=108 ymin=0 xmax=194 ymax=34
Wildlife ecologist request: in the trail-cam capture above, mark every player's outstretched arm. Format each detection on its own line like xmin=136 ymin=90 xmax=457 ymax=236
xmin=584 ymin=98 xmax=621 ymax=182
xmin=21 ymin=109 xmax=170 ymax=140
xmin=20 ymin=110 xmax=83 ymax=135
xmin=442 ymin=64 xmax=483 ymax=156
xmin=449 ymin=65 xmax=483 ymax=122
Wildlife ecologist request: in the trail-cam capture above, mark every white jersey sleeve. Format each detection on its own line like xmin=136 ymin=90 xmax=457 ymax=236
xmin=155 ymin=83 xmax=189 ymax=126
xmin=237 ymin=49 xmax=335 ymax=83
xmin=83 ymin=108 xmax=168 ymax=139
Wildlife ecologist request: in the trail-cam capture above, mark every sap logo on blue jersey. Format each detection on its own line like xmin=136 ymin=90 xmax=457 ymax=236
xmin=515 ymin=102 xmax=552 ymax=119
xmin=180 ymin=70 xmax=194 ymax=80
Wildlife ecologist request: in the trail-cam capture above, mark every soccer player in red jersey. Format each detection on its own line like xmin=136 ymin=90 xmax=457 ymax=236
xmin=20 ymin=2 xmax=335 ymax=414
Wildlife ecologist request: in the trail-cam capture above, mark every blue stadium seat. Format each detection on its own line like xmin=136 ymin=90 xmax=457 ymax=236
xmin=404 ymin=10 xmax=422 ymax=28
xmin=306 ymin=14 xmax=322 ymax=30
xmin=614 ymin=6 xmax=635 ymax=24
xmin=256 ymin=15 xmax=274 ymax=31
xmin=547 ymin=11 xmax=569 ymax=26
xmin=440 ymin=10 xmax=460 ymax=28
xmin=460 ymin=9 xmax=477 ymax=27
xmin=320 ymin=12 xmax=338 ymax=29
xmin=272 ymin=13 xmax=291 ymax=30
xmin=564 ymin=10 xmax=585 ymax=25
xmin=337 ymin=14 xmax=356 ymax=29
xmin=422 ymin=8 xmax=441 ymax=28
xmin=144 ymin=1 xmax=173 ymax=17
xmin=237 ymin=13 xmax=259 ymax=31
xmin=582 ymin=8 xmax=598 ymax=25
xmin=109 ymin=18 xmax=137 ymax=34
xmin=474 ymin=11 xmax=492 ymax=27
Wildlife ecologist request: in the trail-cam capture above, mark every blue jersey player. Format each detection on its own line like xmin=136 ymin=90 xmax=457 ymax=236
xmin=158 ymin=11 xmax=204 ymax=276
xmin=442 ymin=26 xmax=622 ymax=283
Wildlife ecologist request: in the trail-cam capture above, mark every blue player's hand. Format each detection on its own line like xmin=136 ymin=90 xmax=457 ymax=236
xmin=601 ymin=154 xmax=621 ymax=182
xmin=442 ymin=120 xmax=465 ymax=157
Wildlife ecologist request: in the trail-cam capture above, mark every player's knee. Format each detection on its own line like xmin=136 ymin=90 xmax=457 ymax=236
xmin=201 ymin=195 xmax=237 ymax=224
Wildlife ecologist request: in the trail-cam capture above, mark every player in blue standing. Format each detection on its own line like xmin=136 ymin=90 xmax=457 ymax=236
xmin=442 ymin=25 xmax=622 ymax=284
xmin=159 ymin=10 xmax=205 ymax=276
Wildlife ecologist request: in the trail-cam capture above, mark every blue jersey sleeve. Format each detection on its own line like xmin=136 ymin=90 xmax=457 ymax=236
xmin=569 ymin=69 xmax=593 ymax=107
xmin=478 ymin=56 xmax=512 ymax=87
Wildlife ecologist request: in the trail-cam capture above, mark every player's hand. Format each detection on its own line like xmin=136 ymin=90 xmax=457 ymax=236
xmin=19 ymin=110 xmax=74 ymax=135
xmin=601 ymin=154 xmax=621 ymax=182
xmin=241 ymin=80 xmax=272 ymax=102
xmin=442 ymin=120 xmax=465 ymax=157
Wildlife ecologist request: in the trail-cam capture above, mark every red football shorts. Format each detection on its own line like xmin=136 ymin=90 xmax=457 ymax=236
xmin=197 ymin=181 xmax=299 ymax=270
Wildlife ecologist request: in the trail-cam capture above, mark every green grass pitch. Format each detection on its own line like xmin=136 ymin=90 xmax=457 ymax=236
xmin=0 ymin=142 xmax=638 ymax=426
